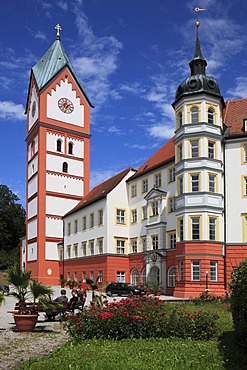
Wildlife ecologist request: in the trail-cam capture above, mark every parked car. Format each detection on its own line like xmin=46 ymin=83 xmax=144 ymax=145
xmin=105 ymin=283 xmax=146 ymax=296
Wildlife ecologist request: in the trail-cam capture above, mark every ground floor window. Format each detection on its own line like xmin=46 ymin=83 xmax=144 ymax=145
xmin=116 ymin=271 xmax=125 ymax=283
xmin=142 ymin=268 xmax=146 ymax=286
xmin=131 ymin=268 xmax=138 ymax=286
xmin=210 ymin=261 xmax=217 ymax=282
xmin=98 ymin=270 xmax=103 ymax=283
xmin=179 ymin=261 xmax=184 ymax=281
xmin=168 ymin=266 xmax=176 ymax=287
xmin=191 ymin=260 xmax=200 ymax=281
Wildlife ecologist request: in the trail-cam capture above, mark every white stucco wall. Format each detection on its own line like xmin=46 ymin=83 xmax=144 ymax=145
xmin=47 ymin=78 xmax=84 ymax=126
xmin=46 ymin=154 xmax=84 ymax=177
xmin=28 ymin=242 xmax=37 ymax=261
xmin=28 ymin=156 xmax=38 ymax=179
xmin=225 ymin=140 xmax=247 ymax=243
xmin=45 ymin=242 xmax=59 ymax=260
xmin=28 ymin=175 xmax=38 ymax=198
xmin=28 ymin=85 xmax=39 ymax=130
xmin=28 ymin=196 xmax=37 ymax=219
xmin=27 ymin=219 xmax=37 ymax=239
xmin=46 ymin=217 xmax=63 ymax=238
xmin=46 ymin=196 xmax=80 ymax=216
xmin=46 ymin=173 xmax=83 ymax=196
xmin=47 ymin=132 xmax=65 ymax=153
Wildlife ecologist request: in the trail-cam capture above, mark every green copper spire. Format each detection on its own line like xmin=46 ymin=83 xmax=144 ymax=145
xmin=32 ymin=25 xmax=93 ymax=107
xmin=189 ymin=21 xmax=207 ymax=76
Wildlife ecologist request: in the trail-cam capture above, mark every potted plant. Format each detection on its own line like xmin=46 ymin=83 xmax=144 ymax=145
xmin=59 ymin=278 xmax=67 ymax=288
xmin=8 ymin=264 xmax=53 ymax=332
xmin=66 ymin=280 xmax=77 ymax=289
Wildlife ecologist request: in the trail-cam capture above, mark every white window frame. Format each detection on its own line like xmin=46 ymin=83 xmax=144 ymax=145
xmin=168 ymin=266 xmax=176 ymax=287
xmin=116 ymin=271 xmax=125 ymax=283
xmin=191 ymin=260 xmax=200 ymax=281
xmin=210 ymin=261 xmax=218 ymax=282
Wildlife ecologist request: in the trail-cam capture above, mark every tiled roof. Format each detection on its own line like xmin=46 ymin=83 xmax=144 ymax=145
xmin=129 ymin=136 xmax=175 ymax=180
xmin=64 ymin=167 xmax=136 ymax=217
xmin=224 ymin=98 xmax=247 ymax=137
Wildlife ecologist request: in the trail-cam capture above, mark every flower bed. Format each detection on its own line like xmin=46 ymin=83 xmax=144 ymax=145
xmin=66 ymin=296 xmax=219 ymax=341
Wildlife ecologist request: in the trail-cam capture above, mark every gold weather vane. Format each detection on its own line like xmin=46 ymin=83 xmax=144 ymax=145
xmin=55 ymin=24 xmax=62 ymax=39
xmin=194 ymin=7 xmax=206 ymax=27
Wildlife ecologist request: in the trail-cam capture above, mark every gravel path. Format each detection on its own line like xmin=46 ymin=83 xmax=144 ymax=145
xmin=0 ymin=286 xmax=71 ymax=370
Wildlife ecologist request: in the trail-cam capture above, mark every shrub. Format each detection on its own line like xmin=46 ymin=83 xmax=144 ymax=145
xmin=66 ymin=296 xmax=219 ymax=341
xmin=230 ymin=259 xmax=247 ymax=342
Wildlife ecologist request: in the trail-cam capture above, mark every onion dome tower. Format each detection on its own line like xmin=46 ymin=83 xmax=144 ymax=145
xmin=172 ymin=21 xmax=225 ymax=298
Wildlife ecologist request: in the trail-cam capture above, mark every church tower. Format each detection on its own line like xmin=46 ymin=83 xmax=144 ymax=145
xmin=172 ymin=21 xmax=225 ymax=297
xmin=23 ymin=25 xmax=93 ymax=284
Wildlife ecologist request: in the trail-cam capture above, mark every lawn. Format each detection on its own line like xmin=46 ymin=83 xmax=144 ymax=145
xmin=17 ymin=301 xmax=247 ymax=370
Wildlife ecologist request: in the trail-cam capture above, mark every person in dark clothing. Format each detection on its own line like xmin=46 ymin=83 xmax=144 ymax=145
xmin=54 ymin=289 xmax=68 ymax=303
xmin=67 ymin=289 xmax=79 ymax=310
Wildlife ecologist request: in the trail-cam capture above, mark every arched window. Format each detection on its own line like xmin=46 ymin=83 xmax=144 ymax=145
xmin=168 ymin=266 xmax=176 ymax=287
xmin=142 ymin=268 xmax=146 ymax=286
xmin=131 ymin=268 xmax=139 ymax=286
xmin=62 ymin=162 xmax=68 ymax=173
xmin=178 ymin=112 xmax=183 ymax=128
xmin=208 ymin=108 xmax=214 ymax=124
xmin=191 ymin=107 xmax=198 ymax=124
xmin=57 ymin=139 xmax=62 ymax=152
xmin=31 ymin=140 xmax=35 ymax=157
xmin=68 ymin=142 xmax=73 ymax=155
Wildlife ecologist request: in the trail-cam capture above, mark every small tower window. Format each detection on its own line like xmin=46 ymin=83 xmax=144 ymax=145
xmin=208 ymin=108 xmax=214 ymax=124
xmin=191 ymin=107 xmax=198 ymax=124
xmin=178 ymin=112 xmax=183 ymax=128
xmin=57 ymin=139 xmax=62 ymax=152
xmin=31 ymin=140 xmax=35 ymax=157
xmin=62 ymin=162 xmax=68 ymax=173
xmin=68 ymin=142 xmax=73 ymax=155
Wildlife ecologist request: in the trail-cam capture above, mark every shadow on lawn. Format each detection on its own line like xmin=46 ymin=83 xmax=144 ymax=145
xmin=219 ymin=331 xmax=247 ymax=370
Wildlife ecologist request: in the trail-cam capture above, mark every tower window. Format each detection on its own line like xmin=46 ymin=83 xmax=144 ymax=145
xmin=208 ymin=108 xmax=214 ymax=124
xmin=191 ymin=217 xmax=200 ymax=240
xmin=68 ymin=142 xmax=73 ymax=155
xmin=62 ymin=162 xmax=68 ymax=173
xmin=191 ymin=107 xmax=198 ymax=124
xmin=178 ymin=112 xmax=183 ymax=128
xmin=31 ymin=140 xmax=35 ymax=157
xmin=208 ymin=141 xmax=215 ymax=159
xmin=190 ymin=140 xmax=199 ymax=158
xmin=57 ymin=139 xmax=62 ymax=152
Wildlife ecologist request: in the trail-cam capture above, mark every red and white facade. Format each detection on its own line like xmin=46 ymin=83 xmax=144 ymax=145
xmin=21 ymin=29 xmax=247 ymax=297
xmin=22 ymin=35 xmax=92 ymax=284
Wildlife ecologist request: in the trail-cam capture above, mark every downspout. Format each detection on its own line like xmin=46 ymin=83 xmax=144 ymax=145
xmin=223 ymin=138 xmax=227 ymax=291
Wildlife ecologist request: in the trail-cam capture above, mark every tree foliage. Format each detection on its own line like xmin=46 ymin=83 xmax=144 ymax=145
xmin=230 ymin=259 xmax=247 ymax=343
xmin=0 ymin=185 xmax=25 ymax=269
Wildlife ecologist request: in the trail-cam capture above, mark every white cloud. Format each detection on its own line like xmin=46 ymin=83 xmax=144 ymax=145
xmin=226 ymin=77 xmax=247 ymax=99
xmin=119 ymin=82 xmax=146 ymax=95
xmin=147 ymin=124 xmax=174 ymax=140
xmin=57 ymin=0 xmax=68 ymax=11
xmin=108 ymin=125 xmax=123 ymax=135
xmin=34 ymin=31 xmax=47 ymax=41
xmin=90 ymin=169 xmax=118 ymax=189
xmin=71 ymin=3 xmax=123 ymax=110
xmin=0 ymin=101 xmax=25 ymax=121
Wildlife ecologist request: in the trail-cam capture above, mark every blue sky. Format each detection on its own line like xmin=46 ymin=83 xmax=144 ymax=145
xmin=0 ymin=0 xmax=247 ymax=207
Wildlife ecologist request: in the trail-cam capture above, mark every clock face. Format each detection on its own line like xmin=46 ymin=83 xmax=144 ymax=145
xmin=58 ymin=98 xmax=74 ymax=114
xmin=31 ymin=101 xmax=36 ymax=117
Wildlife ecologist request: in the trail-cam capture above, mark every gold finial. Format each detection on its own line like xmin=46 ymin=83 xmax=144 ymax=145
xmin=55 ymin=24 xmax=62 ymax=40
xmin=194 ymin=7 xmax=206 ymax=28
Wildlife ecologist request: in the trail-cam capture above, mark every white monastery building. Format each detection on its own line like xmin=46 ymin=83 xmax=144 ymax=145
xmin=21 ymin=22 xmax=247 ymax=297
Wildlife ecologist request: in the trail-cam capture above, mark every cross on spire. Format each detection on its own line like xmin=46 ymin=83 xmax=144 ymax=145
xmin=55 ymin=24 xmax=62 ymax=40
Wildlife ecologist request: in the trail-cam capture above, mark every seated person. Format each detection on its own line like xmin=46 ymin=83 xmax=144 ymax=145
xmin=67 ymin=289 xmax=79 ymax=310
xmin=54 ymin=289 xmax=68 ymax=303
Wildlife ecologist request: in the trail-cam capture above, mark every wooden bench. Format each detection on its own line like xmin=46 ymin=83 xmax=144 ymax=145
xmin=8 ymin=300 xmax=85 ymax=320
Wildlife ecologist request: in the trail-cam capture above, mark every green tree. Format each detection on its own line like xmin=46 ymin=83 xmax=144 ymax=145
xmin=230 ymin=259 xmax=247 ymax=343
xmin=0 ymin=185 xmax=25 ymax=269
